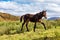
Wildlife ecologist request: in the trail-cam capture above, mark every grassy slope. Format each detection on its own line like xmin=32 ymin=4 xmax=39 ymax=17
xmin=0 ymin=20 xmax=60 ymax=40
xmin=0 ymin=12 xmax=19 ymax=21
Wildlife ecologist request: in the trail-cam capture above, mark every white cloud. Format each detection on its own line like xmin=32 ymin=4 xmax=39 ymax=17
xmin=46 ymin=3 xmax=60 ymax=13
xmin=45 ymin=0 xmax=60 ymax=4
xmin=0 ymin=1 xmax=41 ymax=16
xmin=0 ymin=0 xmax=60 ymax=18
xmin=0 ymin=1 xmax=18 ymax=10
xmin=32 ymin=0 xmax=44 ymax=2
xmin=13 ymin=0 xmax=44 ymax=2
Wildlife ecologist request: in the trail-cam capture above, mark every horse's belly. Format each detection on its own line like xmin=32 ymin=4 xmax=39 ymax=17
xmin=30 ymin=19 xmax=38 ymax=22
xmin=30 ymin=20 xmax=35 ymax=22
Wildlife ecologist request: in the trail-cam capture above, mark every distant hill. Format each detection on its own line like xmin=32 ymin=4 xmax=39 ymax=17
xmin=0 ymin=12 xmax=20 ymax=21
xmin=48 ymin=17 xmax=60 ymax=20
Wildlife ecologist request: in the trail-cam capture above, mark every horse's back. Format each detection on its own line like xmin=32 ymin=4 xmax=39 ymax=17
xmin=24 ymin=14 xmax=34 ymax=18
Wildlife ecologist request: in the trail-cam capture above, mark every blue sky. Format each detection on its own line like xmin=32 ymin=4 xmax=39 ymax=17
xmin=0 ymin=0 xmax=60 ymax=18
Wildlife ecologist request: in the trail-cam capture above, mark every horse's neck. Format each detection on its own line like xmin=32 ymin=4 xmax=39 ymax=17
xmin=33 ymin=13 xmax=43 ymax=19
xmin=38 ymin=15 xmax=43 ymax=19
xmin=37 ymin=13 xmax=43 ymax=19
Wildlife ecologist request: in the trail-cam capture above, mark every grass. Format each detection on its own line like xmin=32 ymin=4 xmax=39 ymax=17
xmin=0 ymin=20 xmax=60 ymax=40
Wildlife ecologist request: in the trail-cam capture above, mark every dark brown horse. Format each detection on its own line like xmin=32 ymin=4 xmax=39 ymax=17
xmin=20 ymin=10 xmax=47 ymax=32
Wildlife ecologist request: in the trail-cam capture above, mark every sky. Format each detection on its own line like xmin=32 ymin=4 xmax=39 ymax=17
xmin=0 ymin=0 xmax=60 ymax=18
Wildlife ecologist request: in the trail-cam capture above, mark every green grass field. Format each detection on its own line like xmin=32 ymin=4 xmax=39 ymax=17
xmin=0 ymin=20 xmax=60 ymax=40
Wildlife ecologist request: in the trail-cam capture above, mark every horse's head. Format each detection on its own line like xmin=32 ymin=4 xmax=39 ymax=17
xmin=41 ymin=10 xmax=47 ymax=19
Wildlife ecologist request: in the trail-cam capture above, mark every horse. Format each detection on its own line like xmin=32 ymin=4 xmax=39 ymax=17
xmin=20 ymin=10 xmax=47 ymax=32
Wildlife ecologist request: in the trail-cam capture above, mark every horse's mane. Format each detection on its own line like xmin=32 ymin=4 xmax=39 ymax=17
xmin=35 ymin=12 xmax=42 ymax=16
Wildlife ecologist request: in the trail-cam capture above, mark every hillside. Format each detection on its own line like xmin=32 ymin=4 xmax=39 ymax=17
xmin=0 ymin=12 xmax=20 ymax=21
xmin=48 ymin=17 xmax=60 ymax=20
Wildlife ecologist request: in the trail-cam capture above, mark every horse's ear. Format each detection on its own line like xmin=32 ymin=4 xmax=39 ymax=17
xmin=43 ymin=10 xmax=47 ymax=12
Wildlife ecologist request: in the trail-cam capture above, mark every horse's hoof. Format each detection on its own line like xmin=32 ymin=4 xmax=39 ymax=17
xmin=45 ymin=28 xmax=47 ymax=30
xmin=27 ymin=30 xmax=29 ymax=32
xmin=33 ymin=30 xmax=35 ymax=32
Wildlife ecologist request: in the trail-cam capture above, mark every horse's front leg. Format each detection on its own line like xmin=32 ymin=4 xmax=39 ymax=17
xmin=39 ymin=20 xmax=46 ymax=30
xmin=34 ymin=22 xmax=36 ymax=32
xmin=41 ymin=22 xmax=46 ymax=30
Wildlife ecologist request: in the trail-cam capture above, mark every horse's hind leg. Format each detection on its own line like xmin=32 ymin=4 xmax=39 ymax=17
xmin=41 ymin=22 xmax=46 ymax=30
xmin=26 ymin=21 xmax=29 ymax=31
xmin=21 ymin=21 xmax=25 ymax=31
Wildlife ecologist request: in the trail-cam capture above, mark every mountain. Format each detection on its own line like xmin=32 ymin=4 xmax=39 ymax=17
xmin=0 ymin=12 xmax=20 ymax=21
xmin=48 ymin=17 xmax=60 ymax=20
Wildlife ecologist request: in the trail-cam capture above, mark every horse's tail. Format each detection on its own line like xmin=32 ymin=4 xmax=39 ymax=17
xmin=20 ymin=15 xmax=24 ymax=22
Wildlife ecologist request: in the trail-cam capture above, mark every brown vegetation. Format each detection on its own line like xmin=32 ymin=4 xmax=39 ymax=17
xmin=0 ymin=12 xmax=20 ymax=21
